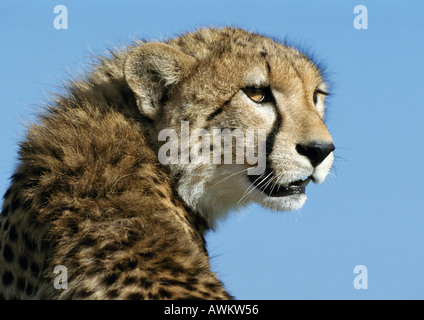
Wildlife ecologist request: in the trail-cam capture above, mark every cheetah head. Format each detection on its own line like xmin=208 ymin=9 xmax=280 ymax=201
xmin=124 ymin=28 xmax=334 ymax=227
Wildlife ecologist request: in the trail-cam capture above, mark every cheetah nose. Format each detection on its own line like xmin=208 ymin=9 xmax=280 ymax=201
xmin=296 ymin=142 xmax=335 ymax=167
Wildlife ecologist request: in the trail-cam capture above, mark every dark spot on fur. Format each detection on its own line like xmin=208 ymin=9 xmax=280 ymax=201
xmin=64 ymin=220 xmax=79 ymax=235
xmin=2 ymin=271 xmax=14 ymax=287
xmin=94 ymin=250 xmax=106 ymax=260
xmin=147 ymin=293 xmax=159 ymax=299
xmin=120 ymin=86 xmax=135 ymax=105
xmin=10 ymin=195 xmax=21 ymax=212
xmin=159 ymin=278 xmax=195 ymax=291
xmin=126 ymin=292 xmax=144 ymax=300
xmin=2 ymin=244 xmax=14 ymax=262
xmin=22 ymin=199 xmax=33 ymax=212
xmin=75 ymin=288 xmax=94 ymax=299
xmin=123 ymin=276 xmax=138 ymax=285
xmin=23 ymin=232 xmax=37 ymax=252
xmin=25 ymin=282 xmax=35 ymax=295
xmin=8 ymin=224 xmax=18 ymax=242
xmin=40 ymin=238 xmax=52 ymax=251
xmin=17 ymin=278 xmax=26 ymax=292
xmin=49 ymin=147 xmax=63 ymax=161
xmin=114 ymin=258 xmax=138 ymax=272
xmin=204 ymin=282 xmax=221 ymax=291
xmin=102 ymin=242 xmax=121 ymax=252
xmin=30 ymin=262 xmax=40 ymax=276
xmin=109 ymin=154 xmax=123 ymax=166
xmin=11 ymin=172 xmax=26 ymax=184
xmin=158 ymin=288 xmax=172 ymax=298
xmin=38 ymin=191 xmax=50 ymax=206
xmin=106 ymin=289 xmax=120 ymax=299
xmin=139 ymin=251 xmax=155 ymax=259
xmin=103 ymin=273 xmax=119 ymax=286
xmin=186 ymin=277 xmax=199 ymax=285
xmin=3 ymin=219 xmax=9 ymax=231
xmin=19 ymin=256 xmax=28 ymax=270
xmin=85 ymin=265 xmax=103 ymax=277
xmin=78 ymin=235 xmax=97 ymax=247
xmin=1 ymin=205 xmax=9 ymax=217
xmin=26 ymin=211 xmax=39 ymax=226
xmin=140 ymin=278 xmax=153 ymax=289
xmin=199 ymin=290 xmax=212 ymax=298
xmin=124 ymin=230 xmax=140 ymax=245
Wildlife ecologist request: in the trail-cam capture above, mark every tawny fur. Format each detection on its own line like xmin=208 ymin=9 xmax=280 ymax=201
xmin=0 ymin=27 xmax=334 ymax=299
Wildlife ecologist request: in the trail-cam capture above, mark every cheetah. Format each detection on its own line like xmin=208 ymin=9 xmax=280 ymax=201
xmin=0 ymin=27 xmax=335 ymax=299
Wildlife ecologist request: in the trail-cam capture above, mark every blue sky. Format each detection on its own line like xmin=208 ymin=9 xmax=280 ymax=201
xmin=1 ymin=0 xmax=423 ymax=299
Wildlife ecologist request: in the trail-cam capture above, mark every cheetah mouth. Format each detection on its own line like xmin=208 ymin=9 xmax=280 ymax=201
xmin=248 ymin=173 xmax=311 ymax=197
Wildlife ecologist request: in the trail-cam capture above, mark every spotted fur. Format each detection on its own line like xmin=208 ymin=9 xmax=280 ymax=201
xmin=0 ymin=27 xmax=334 ymax=299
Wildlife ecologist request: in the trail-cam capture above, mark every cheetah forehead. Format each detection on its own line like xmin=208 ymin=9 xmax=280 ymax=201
xmin=166 ymin=27 xmax=326 ymax=86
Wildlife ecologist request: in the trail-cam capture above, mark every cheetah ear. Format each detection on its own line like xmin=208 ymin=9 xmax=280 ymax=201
xmin=124 ymin=42 xmax=197 ymax=120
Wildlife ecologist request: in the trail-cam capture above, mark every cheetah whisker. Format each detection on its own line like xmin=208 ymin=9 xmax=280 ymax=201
xmin=210 ymin=167 xmax=251 ymax=188
xmin=236 ymin=170 xmax=273 ymax=206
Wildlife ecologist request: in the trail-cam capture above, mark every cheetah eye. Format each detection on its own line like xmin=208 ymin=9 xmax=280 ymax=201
xmin=313 ymin=89 xmax=329 ymax=105
xmin=243 ymin=86 xmax=273 ymax=103
xmin=313 ymin=91 xmax=318 ymax=105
